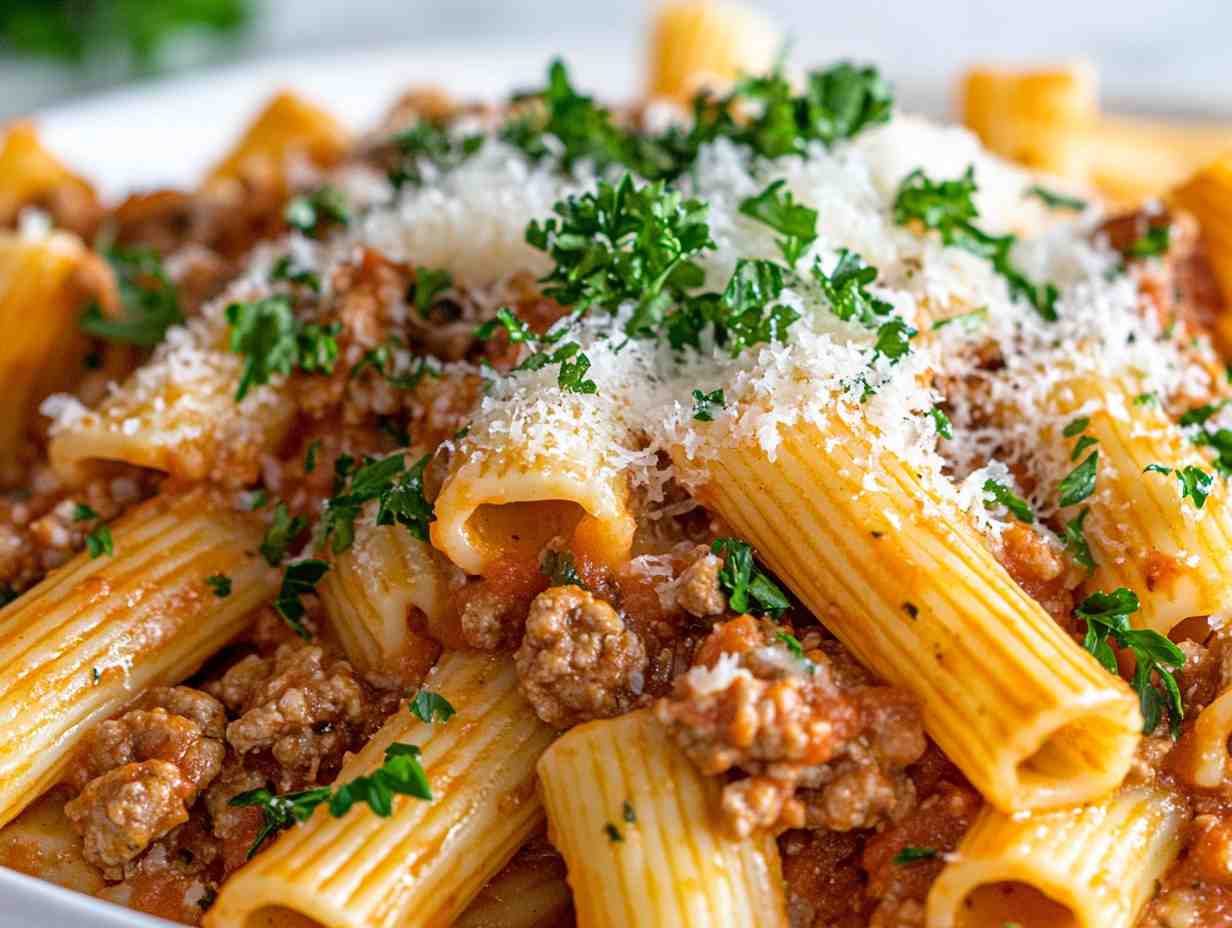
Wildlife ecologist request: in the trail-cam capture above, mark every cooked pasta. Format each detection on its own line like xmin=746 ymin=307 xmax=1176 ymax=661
xmin=7 ymin=11 xmax=1232 ymax=927
xmin=537 ymin=710 xmax=787 ymax=927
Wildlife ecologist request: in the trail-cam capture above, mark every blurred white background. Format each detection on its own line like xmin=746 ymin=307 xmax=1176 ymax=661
xmin=1 ymin=0 xmax=1228 ymax=120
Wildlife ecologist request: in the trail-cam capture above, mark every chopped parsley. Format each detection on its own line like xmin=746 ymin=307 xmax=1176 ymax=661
xmin=894 ymin=166 xmax=1058 ymax=321
xmin=929 ymin=407 xmax=953 ymax=439
xmin=80 ymin=245 xmax=183 ymax=346
xmin=1071 ymin=435 xmax=1098 ymax=461
xmin=409 ymin=690 xmax=455 ymax=724
xmin=225 ymin=296 xmax=341 ymax=400
xmin=711 ymin=538 xmax=790 ymax=617
xmin=1025 ymin=185 xmax=1087 ymax=211
xmin=692 ymin=388 xmax=726 ymax=421
xmin=231 ymin=741 xmax=430 ymax=858
xmin=775 ymin=631 xmax=816 ymax=673
xmin=1134 ymin=392 xmax=1158 ymax=406
xmin=303 ymin=439 xmax=321 ymax=474
xmin=320 ymin=452 xmax=435 ymax=554
xmin=1062 ymin=416 xmax=1090 ymax=437
xmin=1143 ymin=464 xmax=1214 ymax=509
xmin=284 ymin=185 xmax=350 ymax=236
xmin=541 ymin=549 xmax=586 ymax=589
xmin=811 ymin=249 xmax=915 ymax=367
xmin=259 ymin=502 xmax=307 ymax=566
xmin=622 ymin=800 xmax=636 ymax=825
xmin=90 ymin=666 xmax=101 ymax=684
xmin=892 ymin=846 xmax=939 ymax=865
xmin=73 ymin=502 xmax=99 ymax=522
xmin=931 ymin=306 xmax=989 ymax=331
xmin=527 ymin=174 xmax=714 ymax=337
xmin=902 ymin=602 xmax=919 ymax=619
xmin=389 ymin=121 xmax=484 ymax=188
xmin=269 ymin=253 xmax=320 ymax=292
xmin=1058 ymin=451 xmax=1099 ymax=507
xmin=350 ymin=337 xmax=440 ymax=391
xmin=85 ymin=524 xmax=113 ymax=558
xmin=245 ymin=488 xmax=269 ymax=511
xmin=1075 ymin=588 xmax=1185 ymax=737
xmin=604 ymin=823 xmax=624 ymax=843
xmin=738 ymin=180 xmax=818 ymax=265
xmin=1063 ymin=507 xmax=1096 ymax=571
xmin=273 ymin=559 xmax=329 ymax=639
xmin=1127 ymin=225 xmax=1171 ymax=259
xmin=982 ymin=480 xmax=1034 ymax=524
xmin=1178 ymin=400 xmax=1226 ymax=427
xmin=409 ymin=267 xmax=453 ymax=318
xmin=206 ymin=574 xmax=232 ymax=598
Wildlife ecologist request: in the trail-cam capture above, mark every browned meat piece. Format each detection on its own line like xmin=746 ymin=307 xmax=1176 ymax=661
xmin=208 ymin=642 xmax=370 ymax=790
xmin=672 ymin=545 xmax=727 ymax=618
xmin=515 ymin=585 xmax=647 ymax=729
xmin=68 ymin=687 xmax=226 ymax=796
xmin=995 ymin=522 xmax=1081 ymax=623
xmin=62 ymin=686 xmax=227 ymax=876
xmin=461 ymin=587 xmax=525 ymax=651
xmin=656 ymin=615 xmax=925 ymax=836
xmin=64 ymin=760 xmax=194 ymax=874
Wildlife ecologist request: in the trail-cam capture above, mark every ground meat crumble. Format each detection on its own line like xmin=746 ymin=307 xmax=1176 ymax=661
xmin=656 ymin=615 xmax=926 ymax=838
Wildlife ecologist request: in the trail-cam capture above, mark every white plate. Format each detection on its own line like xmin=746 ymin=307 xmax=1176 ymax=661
xmin=29 ymin=39 xmax=641 ymax=198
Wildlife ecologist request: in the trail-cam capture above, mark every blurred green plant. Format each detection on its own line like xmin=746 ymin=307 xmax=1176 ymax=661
xmin=0 ymin=0 xmax=253 ymax=72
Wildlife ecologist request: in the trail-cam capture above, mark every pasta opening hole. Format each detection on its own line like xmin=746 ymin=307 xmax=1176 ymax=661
xmin=1015 ymin=713 xmax=1124 ymax=790
xmin=468 ymin=500 xmax=586 ymax=564
xmin=955 ymin=881 xmax=1078 ymax=928
xmin=241 ymin=906 xmax=326 ymax=928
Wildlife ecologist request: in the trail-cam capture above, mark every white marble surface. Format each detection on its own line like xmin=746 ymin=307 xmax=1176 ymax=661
xmin=1 ymin=0 xmax=1230 ymax=121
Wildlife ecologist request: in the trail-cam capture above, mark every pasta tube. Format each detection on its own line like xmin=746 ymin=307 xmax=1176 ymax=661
xmin=431 ymin=414 xmax=636 ymax=575
xmin=927 ymin=787 xmax=1189 ymax=928
xmin=1052 ymin=374 xmax=1232 ymax=634
xmin=1170 ymin=152 xmax=1232 ymax=307
xmin=686 ymin=416 xmax=1142 ymax=812
xmin=1174 ymin=686 xmax=1232 ymax=789
xmin=0 ymin=122 xmax=97 ymax=228
xmin=0 ymin=230 xmax=97 ymax=479
xmin=647 ymin=1 xmax=780 ymax=100
xmin=0 ymin=787 xmax=104 ymax=895
xmin=204 ymin=91 xmax=351 ymax=193
xmin=47 ymin=318 xmax=296 ymax=485
xmin=0 ymin=489 xmax=277 ymax=828
xmin=317 ymin=510 xmax=453 ymax=681
xmin=537 ymin=710 xmax=788 ymax=928
xmin=205 ymin=651 xmax=556 ymax=928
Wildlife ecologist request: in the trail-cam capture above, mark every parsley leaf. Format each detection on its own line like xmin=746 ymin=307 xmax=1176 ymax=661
xmin=604 ymin=823 xmax=624 ymax=843
xmin=225 ymin=296 xmax=341 ymax=400
xmin=527 ymin=174 xmax=714 ymax=337
xmin=894 ymin=166 xmax=1059 ymax=321
xmin=775 ymin=630 xmax=815 ymax=672
xmin=711 ymin=538 xmax=790 ymax=617
xmin=273 ymin=559 xmax=329 ymax=639
xmin=1063 ymin=507 xmax=1096 ymax=571
xmin=541 ymin=549 xmax=586 ymax=588
xmin=284 ymin=185 xmax=350 ymax=237
xmin=72 ymin=502 xmax=99 ymax=522
xmin=812 ymin=249 xmax=893 ymax=327
xmin=231 ymin=741 xmax=431 ymax=858
xmin=892 ymin=846 xmax=939 ymax=865
xmin=259 ymin=502 xmax=307 ymax=566
xmin=929 ymin=406 xmax=953 ymax=439
xmin=1058 ymin=451 xmax=1099 ymax=507
xmin=270 ymin=253 xmax=320 ymax=292
xmin=982 ymin=480 xmax=1034 ymax=524
xmin=692 ymin=388 xmax=726 ymax=421
xmin=1127 ymin=225 xmax=1171 ymax=259
xmin=206 ymin=574 xmax=232 ymax=598
xmin=80 ymin=245 xmax=183 ymax=346
xmin=303 ymin=439 xmax=321 ymax=474
xmin=85 ymin=524 xmax=113 ymax=558
xmin=321 ymin=452 xmax=435 ymax=554
xmin=1062 ymin=416 xmax=1090 ymax=437
xmin=1025 ymin=185 xmax=1087 ymax=211
xmin=1144 ymin=464 xmax=1214 ymax=509
xmin=1075 ymin=588 xmax=1185 ymax=737
xmin=738 ymin=180 xmax=818 ymax=265
xmin=349 ymin=337 xmax=440 ymax=391
xmin=409 ymin=267 xmax=453 ymax=319
xmin=390 ymin=121 xmax=484 ymax=188
xmin=409 ymin=690 xmax=455 ymax=724
xmin=931 ymin=307 xmax=988 ymax=330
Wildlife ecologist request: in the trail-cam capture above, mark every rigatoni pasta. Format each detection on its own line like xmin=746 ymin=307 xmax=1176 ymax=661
xmin=686 ymin=415 xmax=1142 ymax=812
xmin=0 ymin=489 xmax=277 ymax=828
xmin=205 ymin=651 xmax=556 ymax=928
xmin=927 ymin=787 xmax=1189 ymax=928
xmin=537 ymin=710 xmax=788 ymax=928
